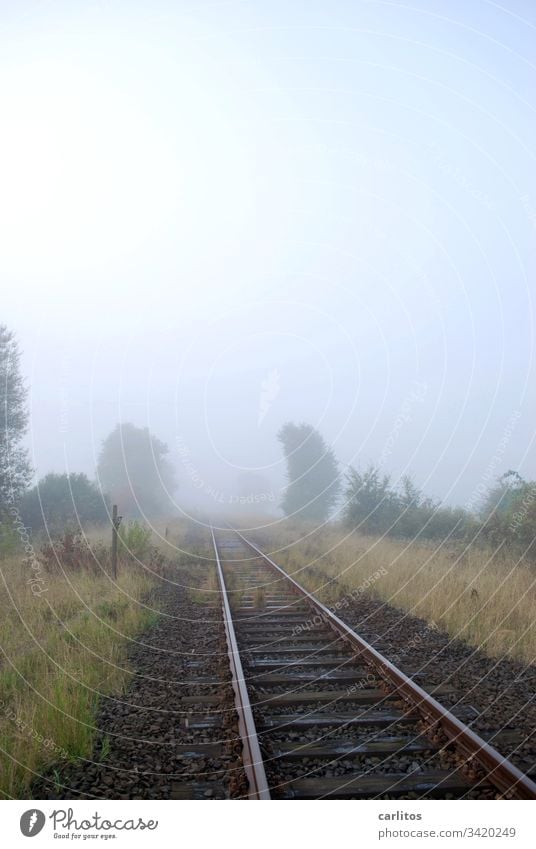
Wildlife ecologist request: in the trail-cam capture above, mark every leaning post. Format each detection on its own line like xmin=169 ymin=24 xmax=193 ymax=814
xmin=111 ymin=504 xmax=122 ymax=580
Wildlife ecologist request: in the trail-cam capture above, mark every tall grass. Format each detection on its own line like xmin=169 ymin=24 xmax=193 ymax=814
xmin=251 ymin=521 xmax=536 ymax=665
xmin=0 ymin=533 xmax=157 ymax=798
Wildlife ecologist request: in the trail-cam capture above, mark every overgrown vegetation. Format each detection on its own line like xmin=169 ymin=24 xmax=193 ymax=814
xmin=343 ymin=464 xmax=536 ymax=554
xmin=251 ymin=521 xmax=536 ymax=664
xmin=478 ymin=470 xmax=536 ymax=550
xmin=0 ymin=533 xmax=158 ymax=798
xmin=36 ymin=527 xmax=167 ymax=577
xmin=118 ymin=520 xmax=153 ymax=561
xmin=343 ymin=465 xmax=476 ymax=541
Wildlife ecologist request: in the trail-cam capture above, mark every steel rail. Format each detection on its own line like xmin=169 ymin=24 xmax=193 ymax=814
xmin=211 ymin=527 xmax=271 ymax=800
xmin=233 ymin=527 xmax=536 ymax=800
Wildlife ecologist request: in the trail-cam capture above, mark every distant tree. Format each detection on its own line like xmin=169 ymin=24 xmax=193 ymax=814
xmin=480 ymin=470 xmax=524 ymax=520
xmin=344 ymin=467 xmax=471 ymax=541
xmin=419 ymin=503 xmax=470 ymax=541
xmin=97 ymin=423 xmax=177 ymax=518
xmin=508 ymin=481 xmax=536 ymax=551
xmin=392 ymin=474 xmax=427 ymax=538
xmin=0 ymin=325 xmax=31 ymax=515
xmin=343 ymin=465 xmax=397 ymax=534
xmin=278 ymin=422 xmax=340 ymax=521
xmin=480 ymin=471 xmax=536 ymax=550
xmin=20 ymin=473 xmax=108 ymax=533
xmin=398 ymin=474 xmax=423 ymax=509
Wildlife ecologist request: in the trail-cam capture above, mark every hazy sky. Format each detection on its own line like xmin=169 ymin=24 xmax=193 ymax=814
xmin=1 ymin=0 xmax=535 ymax=514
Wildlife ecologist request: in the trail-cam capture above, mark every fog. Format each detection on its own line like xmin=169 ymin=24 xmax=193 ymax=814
xmin=2 ymin=1 xmax=535 ymax=518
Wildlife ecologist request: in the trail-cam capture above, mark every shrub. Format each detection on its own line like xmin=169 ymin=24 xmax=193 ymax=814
xmin=20 ymin=473 xmax=108 ymax=534
xmin=118 ymin=521 xmax=153 ymax=561
xmin=39 ymin=530 xmax=109 ymax=575
xmin=343 ymin=465 xmax=474 ymax=543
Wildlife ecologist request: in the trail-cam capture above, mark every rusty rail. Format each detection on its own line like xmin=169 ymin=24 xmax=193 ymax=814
xmin=233 ymin=528 xmax=536 ymax=800
xmin=211 ymin=527 xmax=271 ymax=800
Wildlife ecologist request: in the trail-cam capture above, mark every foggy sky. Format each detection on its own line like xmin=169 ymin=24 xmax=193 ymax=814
xmin=1 ymin=0 xmax=535 ymax=517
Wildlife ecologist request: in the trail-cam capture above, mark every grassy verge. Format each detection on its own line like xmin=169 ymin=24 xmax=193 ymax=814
xmin=250 ymin=521 xmax=536 ymax=665
xmin=0 ymin=533 xmax=158 ymax=799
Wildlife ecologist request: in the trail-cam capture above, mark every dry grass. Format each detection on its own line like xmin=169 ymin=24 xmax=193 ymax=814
xmin=250 ymin=521 xmax=536 ymax=666
xmin=0 ymin=530 xmax=158 ymax=799
xmin=150 ymin=516 xmax=213 ymax=561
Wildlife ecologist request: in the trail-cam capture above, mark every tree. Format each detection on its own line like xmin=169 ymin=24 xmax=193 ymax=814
xmin=343 ymin=467 xmax=471 ymax=541
xmin=480 ymin=472 xmax=536 ymax=549
xmin=0 ymin=325 xmax=31 ymax=514
xmin=343 ymin=465 xmax=397 ymax=534
xmin=398 ymin=474 xmax=423 ymax=509
xmin=278 ymin=422 xmax=340 ymax=521
xmin=20 ymin=473 xmax=109 ymax=533
xmin=480 ymin=470 xmax=524 ymax=520
xmin=392 ymin=474 xmax=427 ymax=538
xmin=96 ymin=423 xmax=177 ymax=517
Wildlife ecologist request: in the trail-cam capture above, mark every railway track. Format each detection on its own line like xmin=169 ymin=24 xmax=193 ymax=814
xmin=212 ymin=526 xmax=536 ymax=800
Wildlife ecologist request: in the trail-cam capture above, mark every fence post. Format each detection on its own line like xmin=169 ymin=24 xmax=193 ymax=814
xmin=111 ymin=504 xmax=122 ymax=579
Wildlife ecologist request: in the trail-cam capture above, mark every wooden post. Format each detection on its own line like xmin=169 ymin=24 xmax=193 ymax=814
xmin=111 ymin=504 xmax=121 ymax=580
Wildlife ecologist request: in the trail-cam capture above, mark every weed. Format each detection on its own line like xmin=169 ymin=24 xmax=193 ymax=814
xmin=253 ymin=586 xmax=266 ymax=609
xmin=119 ymin=521 xmax=152 ymax=561
xmin=252 ymin=522 xmax=536 ymax=664
xmin=98 ymin=735 xmax=111 ymax=762
xmin=0 ymin=539 xmax=155 ymax=798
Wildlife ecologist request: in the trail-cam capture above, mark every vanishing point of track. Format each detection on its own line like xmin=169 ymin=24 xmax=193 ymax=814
xmin=211 ymin=526 xmax=536 ymax=801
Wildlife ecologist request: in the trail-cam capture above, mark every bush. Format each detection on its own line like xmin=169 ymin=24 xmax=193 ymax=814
xmin=118 ymin=521 xmax=153 ymax=561
xmin=480 ymin=472 xmax=536 ymax=551
xmin=39 ymin=530 xmax=109 ymax=575
xmin=0 ymin=522 xmax=19 ymax=557
xmin=20 ymin=473 xmax=108 ymax=534
xmin=343 ymin=465 xmax=474 ymax=543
